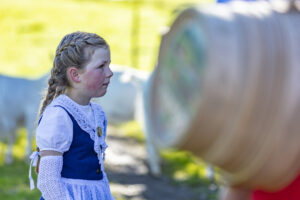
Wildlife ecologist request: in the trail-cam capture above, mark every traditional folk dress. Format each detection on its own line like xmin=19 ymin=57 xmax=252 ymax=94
xmin=29 ymin=94 xmax=114 ymax=200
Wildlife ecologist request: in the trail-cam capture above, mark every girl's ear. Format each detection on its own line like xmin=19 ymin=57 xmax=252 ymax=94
xmin=68 ymin=67 xmax=81 ymax=83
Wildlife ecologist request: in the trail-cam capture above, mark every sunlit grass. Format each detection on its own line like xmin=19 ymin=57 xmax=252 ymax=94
xmin=161 ymin=150 xmax=213 ymax=185
xmin=0 ymin=128 xmax=28 ymax=163
xmin=0 ymin=159 xmax=41 ymax=200
xmin=161 ymin=150 xmax=219 ymax=199
xmin=0 ymin=0 xmax=133 ymax=77
xmin=120 ymin=120 xmax=145 ymax=143
xmin=14 ymin=129 xmax=28 ymax=160
xmin=0 ymin=0 xmax=210 ymax=78
xmin=0 ymin=128 xmax=41 ymax=199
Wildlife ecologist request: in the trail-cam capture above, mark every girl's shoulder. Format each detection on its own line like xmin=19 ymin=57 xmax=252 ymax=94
xmin=36 ymin=104 xmax=73 ymax=153
xmin=40 ymin=104 xmax=72 ymax=125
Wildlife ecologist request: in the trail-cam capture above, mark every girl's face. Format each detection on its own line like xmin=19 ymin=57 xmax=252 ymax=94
xmin=79 ymin=47 xmax=113 ymax=99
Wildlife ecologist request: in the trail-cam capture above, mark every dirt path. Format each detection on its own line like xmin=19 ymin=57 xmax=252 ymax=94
xmin=104 ymin=126 xmax=219 ymax=200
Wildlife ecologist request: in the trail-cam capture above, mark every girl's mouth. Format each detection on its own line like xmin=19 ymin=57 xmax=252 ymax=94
xmin=103 ymin=82 xmax=110 ymax=87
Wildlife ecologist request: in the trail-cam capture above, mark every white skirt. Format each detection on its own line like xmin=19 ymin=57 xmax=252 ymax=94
xmin=60 ymin=173 xmax=114 ymax=200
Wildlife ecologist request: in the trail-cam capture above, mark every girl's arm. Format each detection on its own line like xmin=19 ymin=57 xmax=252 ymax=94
xmin=35 ymin=106 xmax=73 ymax=199
xmin=37 ymin=150 xmax=69 ymax=200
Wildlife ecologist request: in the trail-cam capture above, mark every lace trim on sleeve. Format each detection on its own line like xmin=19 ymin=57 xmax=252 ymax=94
xmin=37 ymin=156 xmax=71 ymax=200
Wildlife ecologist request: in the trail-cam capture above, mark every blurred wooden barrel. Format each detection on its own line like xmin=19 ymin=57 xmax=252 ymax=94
xmin=143 ymin=0 xmax=300 ymax=191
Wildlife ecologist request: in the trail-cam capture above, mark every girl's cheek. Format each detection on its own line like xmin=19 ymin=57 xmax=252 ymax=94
xmin=85 ymin=71 xmax=104 ymax=90
xmin=86 ymin=81 xmax=98 ymax=90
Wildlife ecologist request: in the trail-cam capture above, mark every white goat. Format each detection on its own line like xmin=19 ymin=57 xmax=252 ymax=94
xmin=0 ymin=65 xmax=149 ymax=164
xmin=0 ymin=74 xmax=48 ymax=163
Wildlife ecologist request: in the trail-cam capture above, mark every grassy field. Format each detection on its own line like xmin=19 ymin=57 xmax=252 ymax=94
xmin=0 ymin=129 xmax=41 ymax=199
xmin=0 ymin=159 xmax=41 ymax=199
xmin=0 ymin=0 xmax=210 ymax=78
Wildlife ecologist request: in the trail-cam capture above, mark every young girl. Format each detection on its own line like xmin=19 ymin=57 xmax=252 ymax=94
xmin=29 ymin=31 xmax=114 ymax=200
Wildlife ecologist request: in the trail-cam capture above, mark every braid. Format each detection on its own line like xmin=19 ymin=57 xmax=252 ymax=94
xmin=38 ymin=31 xmax=109 ymax=117
xmin=38 ymin=67 xmax=59 ymax=116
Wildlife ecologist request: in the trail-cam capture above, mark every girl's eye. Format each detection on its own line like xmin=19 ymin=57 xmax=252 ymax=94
xmin=98 ymin=64 xmax=105 ymax=68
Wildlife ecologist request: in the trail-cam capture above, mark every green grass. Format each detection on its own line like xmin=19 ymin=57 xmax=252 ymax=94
xmin=0 ymin=0 xmax=210 ymax=78
xmin=120 ymin=120 xmax=145 ymax=143
xmin=161 ymin=150 xmax=220 ymax=199
xmin=161 ymin=150 xmax=213 ymax=186
xmin=0 ymin=159 xmax=41 ymax=200
xmin=0 ymin=128 xmax=41 ymax=199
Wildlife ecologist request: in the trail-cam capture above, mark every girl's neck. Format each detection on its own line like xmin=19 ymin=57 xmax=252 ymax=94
xmin=64 ymin=89 xmax=91 ymax=106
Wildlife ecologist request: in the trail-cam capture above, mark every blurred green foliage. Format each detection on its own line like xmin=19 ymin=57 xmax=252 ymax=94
xmin=0 ymin=128 xmax=41 ymax=199
xmin=120 ymin=120 xmax=145 ymax=143
xmin=161 ymin=150 xmax=219 ymax=199
xmin=0 ymin=159 xmax=41 ymax=200
xmin=0 ymin=0 xmax=210 ymax=78
xmin=161 ymin=150 xmax=217 ymax=186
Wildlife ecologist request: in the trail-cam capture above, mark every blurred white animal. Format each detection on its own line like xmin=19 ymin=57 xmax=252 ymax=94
xmin=139 ymin=71 xmax=162 ymax=175
xmin=93 ymin=65 xmax=170 ymax=177
xmin=93 ymin=65 xmax=149 ymax=125
xmin=0 ymin=65 xmax=149 ymax=164
xmin=0 ymin=74 xmax=48 ymax=163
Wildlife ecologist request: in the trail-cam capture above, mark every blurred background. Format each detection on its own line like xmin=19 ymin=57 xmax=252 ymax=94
xmin=0 ymin=0 xmax=211 ymax=76
xmin=0 ymin=0 xmax=218 ymax=199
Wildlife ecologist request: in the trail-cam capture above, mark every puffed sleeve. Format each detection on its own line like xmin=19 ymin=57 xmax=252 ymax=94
xmin=36 ymin=106 xmax=73 ymax=153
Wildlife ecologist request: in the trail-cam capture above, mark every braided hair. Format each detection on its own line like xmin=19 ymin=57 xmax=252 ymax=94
xmin=39 ymin=31 xmax=109 ymax=117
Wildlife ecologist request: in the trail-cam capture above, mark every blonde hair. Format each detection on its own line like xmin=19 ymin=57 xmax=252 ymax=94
xmin=39 ymin=31 xmax=109 ymax=116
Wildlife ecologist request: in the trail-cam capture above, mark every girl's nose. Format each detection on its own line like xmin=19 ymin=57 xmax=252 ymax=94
xmin=106 ymin=67 xmax=113 ymax=78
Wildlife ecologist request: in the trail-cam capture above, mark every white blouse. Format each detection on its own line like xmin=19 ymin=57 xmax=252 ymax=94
xmin=36 ymin=101 xmax=95 ymax=153
xmin=29 ymin=94 xmax=114 ymax=200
